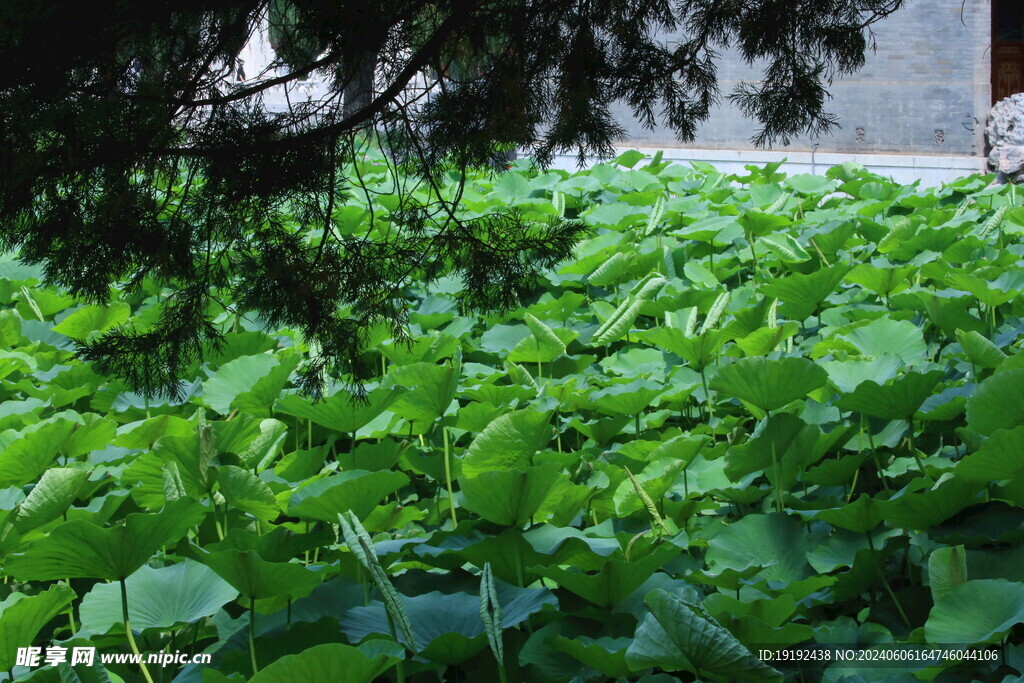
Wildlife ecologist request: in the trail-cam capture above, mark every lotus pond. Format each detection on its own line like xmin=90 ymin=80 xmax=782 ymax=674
xmin=2 ymin=151 xmax=1024 ymax=682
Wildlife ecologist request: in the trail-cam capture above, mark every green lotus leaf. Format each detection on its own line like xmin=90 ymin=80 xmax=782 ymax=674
xmin=568 ymin=415 xmax=631 ymax=445
xmin=217 ymin=465 xmax=279 ymax=521
xmin=760 ymin=233 xmax=810 ymax=263
xmin=534 ymin=477 xmax=591 ymax=526
xmin=216 ymin=417 xmax=289 ymax=471
xmin=625 ymin=589 xmax=781 ymax=680
xmin=845 ymin=263 xmax=915 ymax=298
xmin=820 ymin=354 xmax=902 ymax=393
xmin=724 ymin=413 xmax=828 ymax=488
xmin=121 ymin=430 xmax=216 ymax=508
xmin=597 ymin=348 xmax=668 ymax=380
xmin=841 ymin=318 xmax=927 ymax=365
xmin=0 ymin=397 xmax=44 ymax=432
xmin=519 ymin=622 xmax=597 ymax=682
xmin=461 ymin=409 xmax=552 ymax=477
xmin=585 ymin=202 xmax=647 ymax=229
xmin=274 ymin=385 xmax=404 ymax=434
xmin=528 ymin=291 xmax=589 ymax=323
xmin=13 ymin=467 xmax=88 ymax=532
xmin=785 ymin=174 xmax=837 ymax=195
xmin=705 ymin=513 xmax=813 ymax=584
xmin=523 ymin=521 xmax=622 ymax=561
xmin=552 ymin=173 xmax=603 ymax=195
xmin=614 ymin=149 xmax=646 ymax=168
xmin=949 ymin=272 xmax=1024 ymax=307
xmin=748 ymin=171 xmax=786 ymax=198
xmin=203 ymin=527 xmax=333 ymax=565
xmin=380 ymin=331 xmax=459 ymax=365
xmin=460 ymin=463 xmax=564 ymax=526
xmin=647 ymin=434 xmax=708 ymax=468
xmin=235 ymin=352 xmax=302 ymax=417
xmin=250 ymin=641 xmax=404 ymax=683
xmin=918 ymin=384 xmax=971 ymax=422
xmin=535 ymin=546 xmax=677 ymax=607
xmin=966 ymin=369 xmax=1024 ymax=435
xmin=462 ymin=381 xmax=536 ymax=406
xmin=114 ymin=413 xmax=195 ymax=449
xmin=6 ymin=499 xmax=207 ymax=581
xmin=613 ymin=458 xmax=684 ymax=517
xmin=336 ymin=438 xmax=406 ymax=473
xmin=589 ymin=379 xmax=664 ymax=417
xmin=957 ymin=426 xmax=1024 ymax=481
xmin=189 ymin=547 xmax=322 ymax=601
xmin=927 ymin=545 xmax=967 ymax=605
xmin=79 ymin=560 xmax=237 ymax=633
xmin=636 ymin=328 xmax=726 ymax=371
xmin=0 ymin=417 xmax=77 ymax=488
xmin=60 ymin=412 xmax=118 ymax=458
xmin=701 ymin=592 xmax=801 ymax=630
xmin=813 ymin=494 xmax=886 ymax=534
xmin=925 ymin=579 xmax=1024 ymax=644
xmin=558 ymin=238 xmax=618 ymax=281
xmin=409 ymin=294 xmax=457 ymax=329
xmin=0 ymin=584 xmax=76 ymax=671
xmin=410 ymin=528 xmax=548 ymax=586
xmin=202 ymin=353 xmax=280 ymax=415
xmin=761 ymin=265 xmax=850 ymax=322
xmin=491 ymin=171 xmax=535 ymax=203
xmin=52 ymin=302 xmax=130 ymax=339
xmin=479 ymin=323 xmax=533 ymax=355
xmin=549 ymin=635 xmax=633 ymax=678
xmin=591 ymin=299 xmax=644 ymax=346
xmin=287 ymin=470 xmax=409 ymax=522
xmin=955 ymin=329 xmax=1007 ymax=369
xmin=711 ymin=357 xmax=828 ymax=413
xmin=682 ymin=260 xmax=720 ymax=288
xmin=918 ymin=291 xmax=986 ymax=337
xmin=735 ymin=322 xmax=800 ymax=356
xmin=339 ymin=584 xmax=555 ymax=664
xmin=0 ymin=310 xmax=22 ymax=347
xmin=882 ymin=477 xmax=984 ymax=531
xmin=585 ymin=252 xmax=630 ymax=290
xmin=387 ymin=360 xmax=460 ymax=422
xmin=671 ymin=215 xmax=742 ymax=244
xmin=0 ymin=350 xmax=34 ymax=383
xmin=835 ymin=369 xmax=943 ymax=419
xmin=510 ymin=323 xmax=574 ymax=363
xmin=203 ymin=330 xmax=277 ymax=367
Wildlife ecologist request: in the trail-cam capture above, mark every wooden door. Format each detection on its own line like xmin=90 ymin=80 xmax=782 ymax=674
xmin=994 ymin=43 xmax=1024 ymax=103
xmin=994 ymin=0 xmax=1024 ymax=103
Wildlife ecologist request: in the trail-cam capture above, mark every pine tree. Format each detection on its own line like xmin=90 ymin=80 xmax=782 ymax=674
xmin=0 ymin=0 xmax=905 ymax=397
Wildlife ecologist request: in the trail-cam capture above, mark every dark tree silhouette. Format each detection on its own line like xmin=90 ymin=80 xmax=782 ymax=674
xmin=0 ymin=0 xmax=905 ymax=398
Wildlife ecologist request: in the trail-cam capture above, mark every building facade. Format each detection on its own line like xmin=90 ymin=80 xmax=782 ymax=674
xmin=237 ymin=1 xmax=1020 ymax=184
xmin=594 ymin=0 xmax=1018 ymax=185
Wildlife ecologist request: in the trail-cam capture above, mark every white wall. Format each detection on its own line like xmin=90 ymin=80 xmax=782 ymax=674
xmin=546 ymin=146 xmax=987 ymax=188
xmin=230 ymin=18 xmax=989 ymax=187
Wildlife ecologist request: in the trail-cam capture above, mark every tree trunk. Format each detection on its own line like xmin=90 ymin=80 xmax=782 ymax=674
xmin=343 ymin=52 xmax=377 ymax=119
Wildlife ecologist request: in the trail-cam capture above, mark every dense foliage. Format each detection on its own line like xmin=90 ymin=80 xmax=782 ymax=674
xmin=0 ymin=0 xmax=905 ymax=396
xmin=3 ymin=152 xmax=1024 ymax=682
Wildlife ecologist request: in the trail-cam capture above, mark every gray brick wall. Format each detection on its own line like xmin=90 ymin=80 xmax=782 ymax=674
xmin=612 ymin=0 xmax=992 ymax=157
